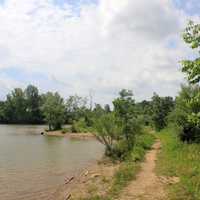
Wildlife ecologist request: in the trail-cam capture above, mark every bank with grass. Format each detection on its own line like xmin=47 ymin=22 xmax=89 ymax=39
xmin=156 ymin=127 xmax=200 ymax=200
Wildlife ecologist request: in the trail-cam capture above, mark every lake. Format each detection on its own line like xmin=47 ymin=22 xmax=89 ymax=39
xmin=0 ymin=125 xmax=104 ymax=200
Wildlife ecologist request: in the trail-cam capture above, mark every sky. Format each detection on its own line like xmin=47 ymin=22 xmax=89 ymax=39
xmin=0 ymin=0 xmax=199 ymax=104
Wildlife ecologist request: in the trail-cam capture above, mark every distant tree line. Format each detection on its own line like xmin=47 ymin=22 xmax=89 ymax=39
xmin=0 ymin=84 xmax=175 ymax=132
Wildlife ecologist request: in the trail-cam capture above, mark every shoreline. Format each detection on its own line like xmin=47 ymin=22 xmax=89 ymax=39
xmin=45 ymin=130 xmax=95 ymax=140
xmin=49 ymin=157 xmax=120 ymax=200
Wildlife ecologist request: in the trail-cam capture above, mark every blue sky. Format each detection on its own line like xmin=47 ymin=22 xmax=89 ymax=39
xmin=52 ymin=0 xmax=200 ymax=15
xmin=173 ymin=0 xmax=200 ymax=15
xmin=0 ymin=0 xmax=199 ymax=104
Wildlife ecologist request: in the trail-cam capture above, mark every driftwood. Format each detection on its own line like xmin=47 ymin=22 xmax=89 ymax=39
xmin=91 ymin=173 xmax=100 ymax=178
xmin=66 ymin=194 xmax=71 ymax=200
xmin=65 ymin=176 xmax=75 ymax=184
xmin=84 ymin=170 xmax=89 ymax=176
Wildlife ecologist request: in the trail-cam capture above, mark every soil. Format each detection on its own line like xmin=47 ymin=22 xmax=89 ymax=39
xmin=48 ymin=158 xmax=120 ymax=200
xmin=116 ymin=140 xmax=167 ymax=200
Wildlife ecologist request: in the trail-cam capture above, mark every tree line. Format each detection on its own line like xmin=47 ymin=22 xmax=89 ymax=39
xmin=0 ymin=85 xmax=175 ymax=129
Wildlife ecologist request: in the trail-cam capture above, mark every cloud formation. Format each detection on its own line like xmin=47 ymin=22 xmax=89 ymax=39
xmin=0 ymin=0 xmax=199 ymax=104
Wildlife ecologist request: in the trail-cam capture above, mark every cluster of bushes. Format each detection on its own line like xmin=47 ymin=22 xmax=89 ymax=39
xmin=168 ymin=85 xmax=200 ymax=143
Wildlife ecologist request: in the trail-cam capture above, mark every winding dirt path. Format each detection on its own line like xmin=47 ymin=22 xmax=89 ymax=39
xmin=117 ymin=140 xmax=167 ymax=200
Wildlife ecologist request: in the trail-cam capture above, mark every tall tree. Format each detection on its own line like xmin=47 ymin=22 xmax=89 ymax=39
xmin=65 ymin=95 xmax=87 ymax=123
xmin=41 ymin=92 xmax=65 ymax=130
xmin=113 ymin=89 xmax=140 ymax=149
xmin=4 ymin=88 xmax=27 ymax=123
xmin=151 ymin=93 xmax=174 ymax=131
xmin=25 ymin=85 xmax=42 ymax=123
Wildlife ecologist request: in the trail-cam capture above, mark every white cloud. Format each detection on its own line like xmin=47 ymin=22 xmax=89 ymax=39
xmin=0 ymin=0 xmax=198 ymax=104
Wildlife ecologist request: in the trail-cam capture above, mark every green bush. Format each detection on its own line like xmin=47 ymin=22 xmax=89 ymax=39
xmin=130 ymin=133 xmax=155 ymax=162
xmin=168 ymin=85 xmax=200 ymax=143
xmin=71 ymin=118 xmax=89 ymax=133
xmin=61 ymin=127 xmax=71 ymax=134
xmin=111 ymin=140 xmax=129 ymax=160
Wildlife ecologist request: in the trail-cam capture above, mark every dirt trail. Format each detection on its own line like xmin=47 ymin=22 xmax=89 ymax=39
xmin=117 ymin=140 xmax=167 ymax=200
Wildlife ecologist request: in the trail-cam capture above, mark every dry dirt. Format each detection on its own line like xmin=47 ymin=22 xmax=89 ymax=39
xmin=116 ymin=140 xmax=167 ymax=200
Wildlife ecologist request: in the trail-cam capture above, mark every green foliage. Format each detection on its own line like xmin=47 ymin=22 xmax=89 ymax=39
xmin=157 ymin=127 xmax=200 ymax=200
xmin=41 ymin=92 xmax=65 ymax=131
xmin=94 ymin=113 xmax=123 ymax=157
xmin=4 ymin=88 xmax=27 ymax=123
xmin=71 ymin=118 xmax=90 ymax=133
xmin=65 ymin=95 xmax=88 ymax=124
xmin=25 ymin=85 xmax=43 ymax=123
xmin=182 ymin=21 xmax=200 ymax=84
xmin=61 ymin=127 xmax=71 ymax=134
xmin=130 ymin=133 xmax=155 ymax=162
xmin=135 ymin=100 xmax=153 ymax=126
xmin=113 ymin=89 xmax=139 ymax=149
xmin=0 ymin=85 xmax=43 ymax=124
xmin=109 ymin=162 xmax=140 ymax=197
xmin=151 ymin=93 xmax=174 ymax=131
xmin=169 ymin=85 xmax=200 ymax=142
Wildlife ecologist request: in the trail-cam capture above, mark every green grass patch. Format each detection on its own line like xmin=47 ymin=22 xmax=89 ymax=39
xmin=156 ymin=127 xmax=200 ymax=200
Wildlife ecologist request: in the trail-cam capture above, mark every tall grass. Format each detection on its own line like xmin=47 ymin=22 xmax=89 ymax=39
xmin=157 ymin=127 xmax=200 ymax=200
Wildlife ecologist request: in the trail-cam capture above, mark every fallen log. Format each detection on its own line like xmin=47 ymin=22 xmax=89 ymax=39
xmin=66 ymin=194 xmax=71 ymax=200
xmin=65 ymin=176 xmax=75 ymax=184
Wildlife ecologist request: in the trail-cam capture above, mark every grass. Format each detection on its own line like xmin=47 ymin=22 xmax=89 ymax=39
xmin=80 ymin=132 xmax=155 ymax=200
xmin=156 ymin=127 xmax=200 ymax=200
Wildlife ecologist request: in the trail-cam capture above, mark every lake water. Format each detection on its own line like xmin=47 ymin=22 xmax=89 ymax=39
xmin=0 ymin=125 xmax=104 ymax=200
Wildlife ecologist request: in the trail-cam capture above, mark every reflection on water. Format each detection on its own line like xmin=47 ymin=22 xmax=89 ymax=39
xmin=0 ymin=125 xmax=104 ymax=200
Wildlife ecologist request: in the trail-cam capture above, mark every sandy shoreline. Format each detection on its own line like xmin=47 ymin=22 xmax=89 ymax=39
xmin=45 ymin=130 xmax=95 ymax=140
xmin=48 ymin=158 xmax=119 ymax=200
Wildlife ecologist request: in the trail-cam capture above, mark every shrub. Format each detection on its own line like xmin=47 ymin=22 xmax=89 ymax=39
xmin=94 ymin=113 xmax=123 ymax=158
xmin=169 ymin=85 xmax=200 ymax=143
xmin=61 ymin=127 xmax=71 ymax=134
xmin=71 ymin=118 xmax=89 ymax=133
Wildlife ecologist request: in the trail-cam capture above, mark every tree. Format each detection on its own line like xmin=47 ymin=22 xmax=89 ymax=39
xmin=0 ymin=101 xmax=6 ymax=123
xmin=94 ymin=113 xmax=122 ymax=157
xmin=104 ymin=104 xmax=111 ymax=113
xmin=25 ymin=85 xmax=42 ymax=123
xmin=151 ymin=93 xmax=174 ymax=131
xmin=4 ymin=88 xmax=27 ymax=123
xmin=41 ymin=92 xmax=65 ymax=130
xmin=182 ymin=21 xmax=200 ymax=83
xmin=136 ymin=100 xmax=153 ymax=126
xmin=177 ymin=21 xmax=200 ymax=142
xmin=65 ymin=95 xmax=87 ymax=123
xmin=169 ymin=85 xmax=200 ymax=142
xmin=113 ymin=89 xmax=140 ymax=149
